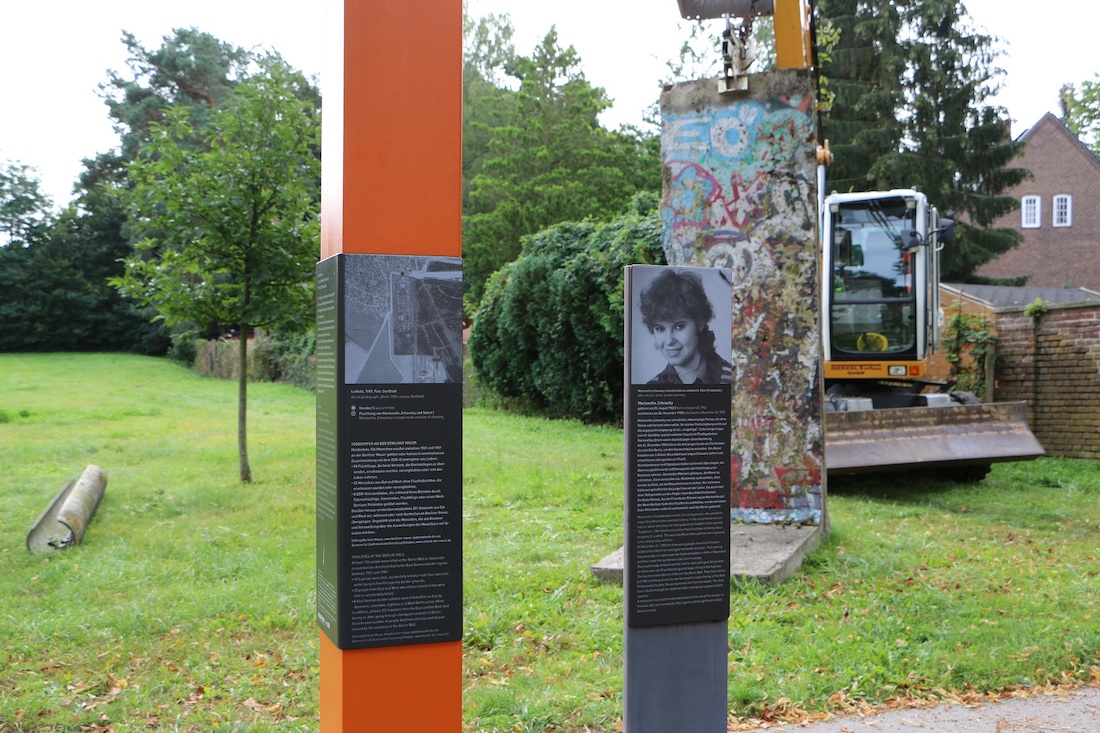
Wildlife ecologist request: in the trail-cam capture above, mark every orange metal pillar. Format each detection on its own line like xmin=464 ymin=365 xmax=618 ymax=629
xmin=319 ymin=0 xmax=463 ymax=731
xmin=321 ymin=0 xmax=463 ymax=260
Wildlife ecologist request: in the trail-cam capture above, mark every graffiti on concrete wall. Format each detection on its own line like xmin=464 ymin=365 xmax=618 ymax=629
xmin=660 ymin=73 xmax=823 ymax=524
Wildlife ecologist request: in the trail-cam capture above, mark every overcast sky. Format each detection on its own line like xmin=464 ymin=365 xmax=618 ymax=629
xmin=1 ymin=0 xmax=1093 ymax=208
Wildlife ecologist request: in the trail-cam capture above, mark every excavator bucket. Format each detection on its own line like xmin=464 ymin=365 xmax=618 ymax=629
xmin=825 ymin=401 xmax=1045 ymax=475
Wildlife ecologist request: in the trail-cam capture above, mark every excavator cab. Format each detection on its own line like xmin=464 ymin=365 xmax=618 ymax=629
xmin=821 ymin=190 xmax=1044 ymax=476
xmin=823 ymin=191 xmax=930 ymax=370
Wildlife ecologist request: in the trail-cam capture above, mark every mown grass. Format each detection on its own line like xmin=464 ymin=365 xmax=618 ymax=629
xmin=1 ymin=354 xmax=317 ymax=732
xmin=3 ymin=353 xmax=1100 ymax=731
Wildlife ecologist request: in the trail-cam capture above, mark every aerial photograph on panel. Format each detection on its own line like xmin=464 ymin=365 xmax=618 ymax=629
xmin=343 ymin=255 xmax=463 ymax=385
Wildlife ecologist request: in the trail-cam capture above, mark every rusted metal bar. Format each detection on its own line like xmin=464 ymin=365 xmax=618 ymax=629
xmin=825 ymin=402 xmax=1045 ymax=474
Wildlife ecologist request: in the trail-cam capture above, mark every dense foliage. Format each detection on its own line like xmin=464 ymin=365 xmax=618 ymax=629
xmin=0 ymin=161 xmax=167 ymax=353
xmin=0 ymin=161 xmax=52 ymax=247
xmin=941 ymin=307 xmax=997 ymax=398
xmin=469 ymin=198 xmax=664 ymax=422
xmin=2 ymin=28 xmax=323 ymax=376
xmin=817 ymin=0 xmax=1028 ymax=282
xmin=462 ymin=23 xmax=660 ymax=307
xmin=0 ymin=209 xmax=167 ymax=354
xmin=1061 ymin=74 xmax=1100 ymax=155
xmin=115 ymin=56 xmax=320 ymax=342
xmin=113 ymin=53 xmax=320 ymax=482
xmin=1 ymin=29 xmax=271 ymax=355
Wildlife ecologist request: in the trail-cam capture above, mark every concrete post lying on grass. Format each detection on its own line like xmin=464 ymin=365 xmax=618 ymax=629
xmin=27 ymin=465 xmax=107 ymax=552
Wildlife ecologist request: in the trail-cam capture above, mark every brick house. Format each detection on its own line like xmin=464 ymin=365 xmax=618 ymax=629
xmin=977 ymin=113 xmax=1100 ymax=289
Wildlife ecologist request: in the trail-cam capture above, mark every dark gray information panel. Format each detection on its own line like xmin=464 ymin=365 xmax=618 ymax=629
xmin=316 ymin=253 xmax=462 ymax=650
xmin=624 ymin=264 xmax=732 ymax=628
xmin=627 ymin=384 xmax=731 ymax=626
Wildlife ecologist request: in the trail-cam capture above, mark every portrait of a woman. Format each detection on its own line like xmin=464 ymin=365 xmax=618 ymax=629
xmin=638 ymin=268 xmax=732 ymax=385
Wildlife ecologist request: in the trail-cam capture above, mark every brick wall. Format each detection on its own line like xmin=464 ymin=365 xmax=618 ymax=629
xmin=994 ymin=303 xmax=1100 ymax=459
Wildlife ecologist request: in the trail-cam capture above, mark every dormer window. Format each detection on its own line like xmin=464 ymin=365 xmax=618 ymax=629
xmin=1053 ymin=194 xmax=1073 ymax=227
xmin=1021 ymin=195 xmax=1041 ymax=228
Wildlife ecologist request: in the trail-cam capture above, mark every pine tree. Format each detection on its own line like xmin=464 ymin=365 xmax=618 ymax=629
xmin=816 ymin=0 xmax=1027 ymax=281
xmin=462 ymin=28 xmax=660 ymax=306
xmin=817 ymin=0 xmax=906 ymax=193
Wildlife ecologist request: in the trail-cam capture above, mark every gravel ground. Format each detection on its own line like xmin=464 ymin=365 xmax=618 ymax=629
xmin=750 ymin=685 xmax=1100 ymax=732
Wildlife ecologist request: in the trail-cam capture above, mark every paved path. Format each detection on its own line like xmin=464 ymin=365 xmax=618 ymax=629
xmin=748 ymin=686 xmax=1100 ymax=732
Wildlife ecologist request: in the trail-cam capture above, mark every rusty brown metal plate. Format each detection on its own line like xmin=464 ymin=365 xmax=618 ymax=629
xmin=825 ymin=402 xmax=1045 ymax=475
xmin=676 ymin=0 xmax=775 ymax=19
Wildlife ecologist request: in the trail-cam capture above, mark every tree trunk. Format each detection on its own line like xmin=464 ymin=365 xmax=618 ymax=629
xmin=238 ymin=325 xmax=252 ymax=483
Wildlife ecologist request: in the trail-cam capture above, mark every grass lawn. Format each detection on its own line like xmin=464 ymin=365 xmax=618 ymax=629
xmin=2 ymin=353 xmax=1099 ymax=731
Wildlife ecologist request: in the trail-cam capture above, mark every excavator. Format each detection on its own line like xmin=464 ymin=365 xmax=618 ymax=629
xmin=676 ymin=0 xmax=1045 ymax=478
xmin=820 ymin=189 xmax=1043 ymax=476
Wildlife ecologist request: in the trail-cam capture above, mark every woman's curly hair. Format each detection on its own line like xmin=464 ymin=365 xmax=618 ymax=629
xmin=639 ymin=269 xmax=714 ymax=331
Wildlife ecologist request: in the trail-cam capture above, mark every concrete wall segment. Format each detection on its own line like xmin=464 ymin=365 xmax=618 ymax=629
xmin=659 ymin=71 xmax=823 ymax=524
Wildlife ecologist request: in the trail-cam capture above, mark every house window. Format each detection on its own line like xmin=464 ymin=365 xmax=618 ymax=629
xmin=1021 ymin=195 xmax=1041 ymax=228
xmin=1054 ymin=194 xmax=1073 ymax=227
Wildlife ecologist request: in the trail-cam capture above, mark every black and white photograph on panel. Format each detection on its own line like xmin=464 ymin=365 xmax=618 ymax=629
xmin=343 ymin=255 xmax=463 ymax=385
xmin=629 ymin=265 xmax=733 ymax=386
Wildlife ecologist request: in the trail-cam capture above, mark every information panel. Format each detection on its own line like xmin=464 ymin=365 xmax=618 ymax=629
xmin=316 ymin=253 xmax=463 ymax=650
xmin=625 ymin=265 xmax=732 ymax=627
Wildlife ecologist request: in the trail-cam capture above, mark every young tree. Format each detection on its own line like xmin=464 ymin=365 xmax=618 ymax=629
xmin=46 ymin=30 xmax=264 ymax=353
xmin=113 ymin=54 xmax=321 ymax=483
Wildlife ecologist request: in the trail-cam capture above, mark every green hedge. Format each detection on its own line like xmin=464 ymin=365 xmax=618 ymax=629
xmin=468 ymin=208 xmax=664 ymax=422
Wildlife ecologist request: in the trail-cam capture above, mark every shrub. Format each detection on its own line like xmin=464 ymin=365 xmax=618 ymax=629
xmin=942 ymin=307 xmax=997 ymax=397
xmin=257 ymin=328 xmax=316 ymax=390
xmin=167 ymin=334 xmax=201 ymax=367
xmin=468 ymin=208 xmax=665 ymax=422
xmin=191 ymin=328 xmax=315 ymax=390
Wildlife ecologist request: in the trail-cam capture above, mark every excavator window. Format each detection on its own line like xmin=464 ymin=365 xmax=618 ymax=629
xmin=829 ymin=198 xmax=918 ymax=358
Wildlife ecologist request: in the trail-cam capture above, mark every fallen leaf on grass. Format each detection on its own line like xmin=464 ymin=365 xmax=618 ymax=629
xmin=243 ymin=697 xmax=283 ymax=714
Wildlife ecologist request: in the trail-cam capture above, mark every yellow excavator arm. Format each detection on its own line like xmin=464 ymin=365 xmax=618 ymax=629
xmin=675 ymin=0 xmax=813 ymax=70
